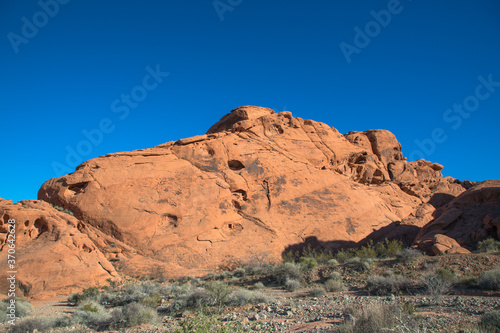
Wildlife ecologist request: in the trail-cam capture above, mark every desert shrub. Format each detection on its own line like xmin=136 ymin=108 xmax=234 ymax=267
xmin=184 ymin=287 xmax=214 ymax=308
xmin=324 ymin=279 xmax=347 ymax=292
xmin=329 ymin=271 xmax=342 ymax=281
xmin=285 ymin=278 xmax=301 ymax=292
xmin=376 ymin=239 xmax=404 ymax=257
xmin=307 ymin=288 xmax=326 ymax=297
xmin=205 ymin=281 xmax=232 ymax=306
xmin=423 ymin=269 xmax=454 ymax=304
xmin=346 ymin=257 xmax=373 ymax=271
xmin=111 ymin=302 xmax=158 ymax=328
xmin=478 ymin=267 xmax=500 ymax=290
xmin=8 ymin=316 xmax=58 ymax=333
xmin=226 ymin=289 xmax=274 ymax=306
xmin=298 ymin=257 xmax=317 ymax=272
xmin=337 ymin=302 xmax=425 ymax=333
xmin=479 ymin=310 xmax=500 ymax=332
xmin=355 ymin=240 xmax=378 ymax=259
xmin=68 ymin=286 xmax=101 ymax=305
xmin=71 ymin=300 xmax=112 ymax=331
xmin=328 ymin=258 xmax=339 ymax=266
xmin=271 ymin=262 xmax=303 ymax=284
xmin=477 ymin=238 xmax=500 ymax=253
xmin=342 ymin=303 xmax=397 ymax=333
xmin=366 ymin=275 xmax=409 ymax=296
xmin=1 ymin=299 xmax=33 ymax=323
xmin=335 ymin=249 xmax=353 ymax=263
xmin=233 ymin=267 xmax=246 ymax=278
xmin=396 ymin=248 xmax=423 ymax=262
xmin=174 ymin=311 xmax=245 ymax=333
xmin=253 ymin=282 xmax=265 ymax=289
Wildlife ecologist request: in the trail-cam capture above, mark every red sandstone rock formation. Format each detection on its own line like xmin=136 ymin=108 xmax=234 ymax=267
xmin=36 ymin=106 xmax=469 ymax=281
xmin=414 ymin=180 xmax=500 ymax=254
xmin=0 ymin=198 xmax=120 ymax=299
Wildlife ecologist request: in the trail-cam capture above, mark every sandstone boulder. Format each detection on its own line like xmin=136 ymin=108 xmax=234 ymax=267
xmin=414 ymin=180 xmax=500 ymax=253
xmin=0 ymin=199 xmax=120 ymax=299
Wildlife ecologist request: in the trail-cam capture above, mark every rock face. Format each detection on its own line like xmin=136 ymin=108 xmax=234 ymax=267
xmin=36 ymin=106 xmax=471 ymax=281
xmin=414 ymin=180 xmax=500 ymax=254
xmin=0 ymin=198 xmax=120 ymax=299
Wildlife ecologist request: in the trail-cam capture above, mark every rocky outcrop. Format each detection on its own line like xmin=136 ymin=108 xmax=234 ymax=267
xmin=36 ymin=106 xmax=470 ymax=280
xmin=414 ymin=180 xmax=500 ymax=254
xmin=0 ymin=199 xmax=120 ymax=299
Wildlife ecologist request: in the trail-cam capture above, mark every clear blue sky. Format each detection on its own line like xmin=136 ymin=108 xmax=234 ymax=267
xmin=1 ymin=0 xmax=499 ymax=203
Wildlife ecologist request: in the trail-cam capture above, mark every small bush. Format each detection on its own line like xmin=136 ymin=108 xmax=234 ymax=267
xmin=253 ymin=282 xmax=265 ymax=289
xmin=298 ymin=257 xmax=318 ymax=272
xmin=478 ymin=267 xmax=500 ymax=290
xmin=423 ymin=269 xmax=454 ymax=304
xmin=112 ymin=302 xmax=158 ymax=328
xmin=1 ymin=299 xmax=33 ymax=323
xmin=396 ymin=248 xmax=423 ymax=262
xmin=324 ymin=279 xmax=347 ymax=292
xmin=480 ymin=310 xmax=500 ymax=332
xmin=226 ymin=289 xmax=274 ymax=306
xmin=205 ymin=281 xmax=232 ymax=306
xmin=285 ymin=278 xmax=301 ymax=292
xmin=477 ymin=238 xmax=500 ymax=253
xmin=8 ymin=316 xmax=57 ymax=333
xmin=68 ymin=286 xmax=101 ymax=305
xmin=233 ymin=267 xmax=246 ymax=278
xmin=329 ymin=271 xmax=342 ymax=281
xmin=346 ymin=257 xmax=373 ymax=271
xmin=327 ymin=258 xmax=339 ymax=266
xmin=307 ymin=288 xmax=326 ymax=297
xmin=271 ymin=262 xmax=303 ymax=285
xmin=366 ymin=275 xmax=409 ymax=296
xmin=71 ymin=301 xmax=112 ymax=331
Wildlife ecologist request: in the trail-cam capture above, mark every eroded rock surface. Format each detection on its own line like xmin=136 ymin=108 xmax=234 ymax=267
xmin=414 ymin=180 xmax=500 ymax=254
xmin=0 ymin=199 xmax=120 ymax=299
xmin=37 ymin=106 xmax=471 ymax=279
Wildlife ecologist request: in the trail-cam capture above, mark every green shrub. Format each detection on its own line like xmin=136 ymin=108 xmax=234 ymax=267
xmin=346 ymin=257 xmax=373 ymax=271
xmin=298 ymin=257 xmax=317 ymax=272
xmin=112 ymin=302 xmax=158 ymax=328
xmin=480 ymin=310 xmax=500 ymax=332
xmin=329 ymin=271 xmax=342 ymax=281
xmin=253 ymin=282 xmax=265 ymax=289
xmin=396 ymin=248 xmax=423 ymax=262
xmin=205 ymin=281 xmax=232 ymax=306
xmin=477 ymin=238 xmax=500 ymax=253
xmin=226 ymin=289 xmax=274 ymax=306
xmin=1 ymin=299 xmax=33 ymax=323
xmin=285 ymin=278 xmax=301 ymax=292
xmin=324 ymin=279 xmax=347 ymax=292
xmin=68 ymin=286 xmax=101 ymax=305
xmin=271 ymin=262 xmax=303 ymax=285
xmin=307 ymin=288 xmax=326 ymax=297
xmin=71 ymin=301 xmax=112 ymax=331
xmin=423 ymin=269 xmax=454 ymax=304
xmin=8 ymin=316 xmax=57 ymax=333
xmin=366 ymin=275 xmax=409 ymax=296
xmin=327 ymin=258 xmax=339 ymax=266
xmin=478 ymin=267 xmax=500 ymax=290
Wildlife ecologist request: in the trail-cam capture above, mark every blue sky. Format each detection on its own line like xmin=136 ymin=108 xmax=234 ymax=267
xmin=1 ymin=0 xmax=499 ymax=203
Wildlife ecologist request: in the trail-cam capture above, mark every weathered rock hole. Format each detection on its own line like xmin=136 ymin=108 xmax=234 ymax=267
xmin=34 ymin=218 xmax=49 ymax=238
xmin=163 ymin=213 xmax=180 ymax=227
xmin=232 ymin=189 xmax=248 ymax=201
xmin=24 ymin=220 xmax=30 ymax=227
xmin=232 ymin=200 xmax=242 ymax=210
xmin=268 ymin=124 xmax=284 ymax=134
xmin=228 ymin=160 xmax=245 ymax=171
xmin=68 ymin=182 xmax=89 ymax=194
xmin=207 ymin=148 xmax=215 ymax=156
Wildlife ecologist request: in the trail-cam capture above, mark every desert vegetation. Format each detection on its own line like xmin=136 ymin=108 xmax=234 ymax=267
xmin=2 ymin=240 xmax=500 ymax=332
